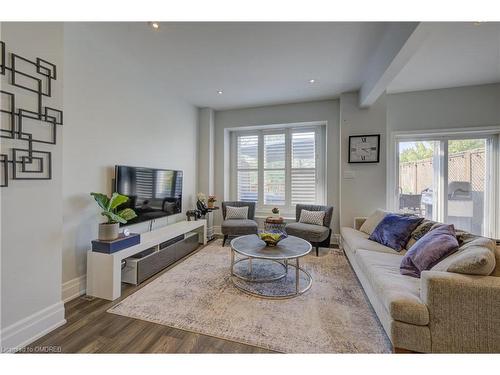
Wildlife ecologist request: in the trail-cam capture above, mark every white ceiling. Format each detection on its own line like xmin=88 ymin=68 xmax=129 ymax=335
xmin=388 ymin=22 xmax=500 ymax=93
xmin=82 ymin=22 xmax=387 ymax=110
xmin=79 ymin=22 xmax=500 ymax=110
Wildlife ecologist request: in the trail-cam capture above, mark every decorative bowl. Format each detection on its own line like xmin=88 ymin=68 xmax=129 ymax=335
xmin=258 ymin=231 xmax=287 ymax=247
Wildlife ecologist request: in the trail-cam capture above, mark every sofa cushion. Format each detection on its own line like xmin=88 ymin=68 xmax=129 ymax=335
xmin=221 ymin=219 xmax=258 ymax=235
xmin=432 ymin=236 xmax=496 ymax=276
xmin=340 ymin=227 xmax=404 ymax=255
xmin=285 ymin=222 xmax=329 ymax=242
xmin=359 ymin=209 xmax=388 ymax=235
xmin=401 ymin=224 xmax=459 ymax=278
xmin=355 ymin=249 xmax=429 ymax=326
xmin=369 ymin=214 xmax=424 ymax=252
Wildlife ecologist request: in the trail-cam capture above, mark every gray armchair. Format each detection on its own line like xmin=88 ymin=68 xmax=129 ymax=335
xmin=285 ymin=204 xmax=333 ymax=256
xmin=221 ymin=201 xmax=258 ymax=246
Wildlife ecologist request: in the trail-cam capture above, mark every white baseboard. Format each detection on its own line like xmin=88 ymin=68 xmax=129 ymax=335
xmin=0 ymin=301 xmax=66 ymax=352
xmin=62 ymin=275 xmax=86 ymax=303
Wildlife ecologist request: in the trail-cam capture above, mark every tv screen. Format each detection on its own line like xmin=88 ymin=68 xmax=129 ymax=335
xmin=114 ymin=165 xmax=183 ymax=226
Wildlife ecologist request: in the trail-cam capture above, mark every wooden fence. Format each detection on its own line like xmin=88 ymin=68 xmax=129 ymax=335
xmin=399 ymin=149 xmax=485 ymax=194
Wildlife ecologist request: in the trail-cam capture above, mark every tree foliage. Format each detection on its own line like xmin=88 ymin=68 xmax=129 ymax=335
xmin=448 ymin=139 xmax=484 ymax=154
xmin=400 ymin=142 xmax=433 ymax=163
xmin=400 ymin=140 xmax=485 ymax=163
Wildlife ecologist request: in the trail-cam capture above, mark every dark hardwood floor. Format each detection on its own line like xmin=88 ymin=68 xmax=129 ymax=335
xmin=25 ymin=244 xmax=273 ymax=354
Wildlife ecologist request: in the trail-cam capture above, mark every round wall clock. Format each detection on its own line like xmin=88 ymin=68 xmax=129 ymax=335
xmin=348 ymin=134 xmax=380 ymax=163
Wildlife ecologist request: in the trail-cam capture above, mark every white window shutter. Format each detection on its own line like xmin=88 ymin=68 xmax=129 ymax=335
xmin=237 ymin=135 xmax=259 ymax=202
xmin=291 ymin=131 xmax=317 ymax=205
xmin=237 ymin=135 xmax=258 ymax=169
xmin=263 ymin=133 xmax=286 ymax=205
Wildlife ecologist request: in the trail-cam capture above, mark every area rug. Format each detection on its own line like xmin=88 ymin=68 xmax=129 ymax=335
xmin=108 ymin=240 xmax=391 ymax=353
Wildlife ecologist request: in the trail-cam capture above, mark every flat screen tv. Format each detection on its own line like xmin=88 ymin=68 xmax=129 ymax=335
xmin=114 ymin=165 xmax=183 ymax=226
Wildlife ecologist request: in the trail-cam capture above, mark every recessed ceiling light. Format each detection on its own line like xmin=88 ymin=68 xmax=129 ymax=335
xmin=217 ymin=90 xmax=223 ymax=95
xmin=309 ymin=79 xmax=316 ymax=84
xmin=150 ymin=22 xmax=160 ymax=30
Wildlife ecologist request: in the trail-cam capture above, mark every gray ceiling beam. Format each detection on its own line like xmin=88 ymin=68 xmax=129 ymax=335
xmin=359 ymin=22 xmax=431 ymax=108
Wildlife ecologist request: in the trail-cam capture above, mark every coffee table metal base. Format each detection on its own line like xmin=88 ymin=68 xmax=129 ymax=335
xmin=230 ymin=251 xmax=312 ymax=299
xmin=231 ymin=257 xmax=288 ymax=282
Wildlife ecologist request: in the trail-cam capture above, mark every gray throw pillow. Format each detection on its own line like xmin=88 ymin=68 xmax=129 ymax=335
xmin=299 ymin=209 xmax=325 ymax=226
xmin=406 ymin=219 xmax=436 ymax=249
xmin=431 ymin=236 xmax=496 ymax=276
xmin=225 ymin=206 xmax=248 ymax=220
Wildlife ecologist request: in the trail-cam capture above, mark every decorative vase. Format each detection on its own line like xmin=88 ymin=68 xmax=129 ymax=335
xmin=98 ymin=223 xmax=119 ymax=241
xmin=207 ymin=201 xmax=214 ymax=209
xmin=258 ymin=232 xmax=287 ymax=247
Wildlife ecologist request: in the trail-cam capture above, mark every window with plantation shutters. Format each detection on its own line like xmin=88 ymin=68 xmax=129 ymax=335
xmin=232 ymin=124 xmax=325 ymax=214
xmin=291 ymin=131 xmax=316 ymax=205
xmin=264 ymin=133 xmax=286 ymax=205
xmin=236 ymin=135 xmax=259 ymax=202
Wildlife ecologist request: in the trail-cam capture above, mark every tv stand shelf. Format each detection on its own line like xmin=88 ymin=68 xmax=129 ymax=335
xmin=86 ymin=220 xmax=207 ymax=301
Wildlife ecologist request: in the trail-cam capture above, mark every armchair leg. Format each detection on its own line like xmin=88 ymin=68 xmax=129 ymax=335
xmin=222 ymin=235 xmax=228 ymax=247
xmin=314 ymin=229 xmax=332 ymax=257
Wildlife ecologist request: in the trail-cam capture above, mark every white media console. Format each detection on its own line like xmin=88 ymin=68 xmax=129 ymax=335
xmin=86 ymin=219 xmax=207 ymax=301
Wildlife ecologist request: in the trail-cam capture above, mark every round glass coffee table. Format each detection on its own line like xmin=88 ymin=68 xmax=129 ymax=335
xmin=230 ymin=234 xmax=312 ymax=299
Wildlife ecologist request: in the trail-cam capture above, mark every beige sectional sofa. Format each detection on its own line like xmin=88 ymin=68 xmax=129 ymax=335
xmin=340 ymin=216 xmax=500 ymax=353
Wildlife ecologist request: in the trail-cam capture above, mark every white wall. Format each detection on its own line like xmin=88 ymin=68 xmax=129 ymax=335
xmin=213 ymin=100 xmax=340 ymax=233
xmin=61 ymin=23 xmax=198 ymax=297
xmin=1 ymin=23 xmax=66 ymax=350
xmin=339 ymin=92 xmax=387 ymax=227
xmin=387 ymin=83 xmax=500 ymax=132
xmin=198 ymin=108 xmax=215 ymax=195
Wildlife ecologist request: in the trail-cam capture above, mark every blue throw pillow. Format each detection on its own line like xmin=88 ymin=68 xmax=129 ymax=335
xmin=400 ymin=224 xmax=459 ymax=278
xmin=369 ymin=214 xmax=423 ymax=252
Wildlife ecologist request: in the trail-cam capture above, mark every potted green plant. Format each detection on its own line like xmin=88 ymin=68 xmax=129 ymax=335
xmin=90 ymin=192 xmax=137 ymax=241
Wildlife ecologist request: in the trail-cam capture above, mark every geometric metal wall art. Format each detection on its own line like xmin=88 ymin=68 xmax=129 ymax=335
xmin=0 ymin=40 xmax=63 ymax=187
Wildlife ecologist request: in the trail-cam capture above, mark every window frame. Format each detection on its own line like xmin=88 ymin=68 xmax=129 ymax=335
xmin=230 ymin=123 xmax=326 ymax=216
xmin=388 ymin=126 xmax=500 ymax=238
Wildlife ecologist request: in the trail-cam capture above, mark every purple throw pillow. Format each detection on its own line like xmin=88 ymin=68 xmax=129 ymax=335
xmin=400 ymin=224 xmax=459 ymax=278
xmin=369 ymin=214 xmax=423 ymax=252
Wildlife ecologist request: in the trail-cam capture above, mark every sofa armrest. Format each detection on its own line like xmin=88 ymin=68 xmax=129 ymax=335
xmin=353 ymin=217 xmax=367 ymax=231
xmin=420 ymin=271 xmax=500 ymax=352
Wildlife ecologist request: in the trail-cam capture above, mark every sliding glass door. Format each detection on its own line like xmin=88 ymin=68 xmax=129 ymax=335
xmin=398 ymin=140 xmax=440 ymax=220
xmin=445 ymin=139 xmax=490 ymax=235
xmin=396 ymin=136 xmax=495 ymax=236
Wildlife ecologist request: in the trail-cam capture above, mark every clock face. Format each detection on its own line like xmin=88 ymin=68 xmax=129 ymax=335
xmin=349 ymin=135 xmax=380 ymax=163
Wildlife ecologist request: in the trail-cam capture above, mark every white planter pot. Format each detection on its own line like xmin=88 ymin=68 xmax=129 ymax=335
xmin=98 ymin=223 xmax=119 ymax=241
